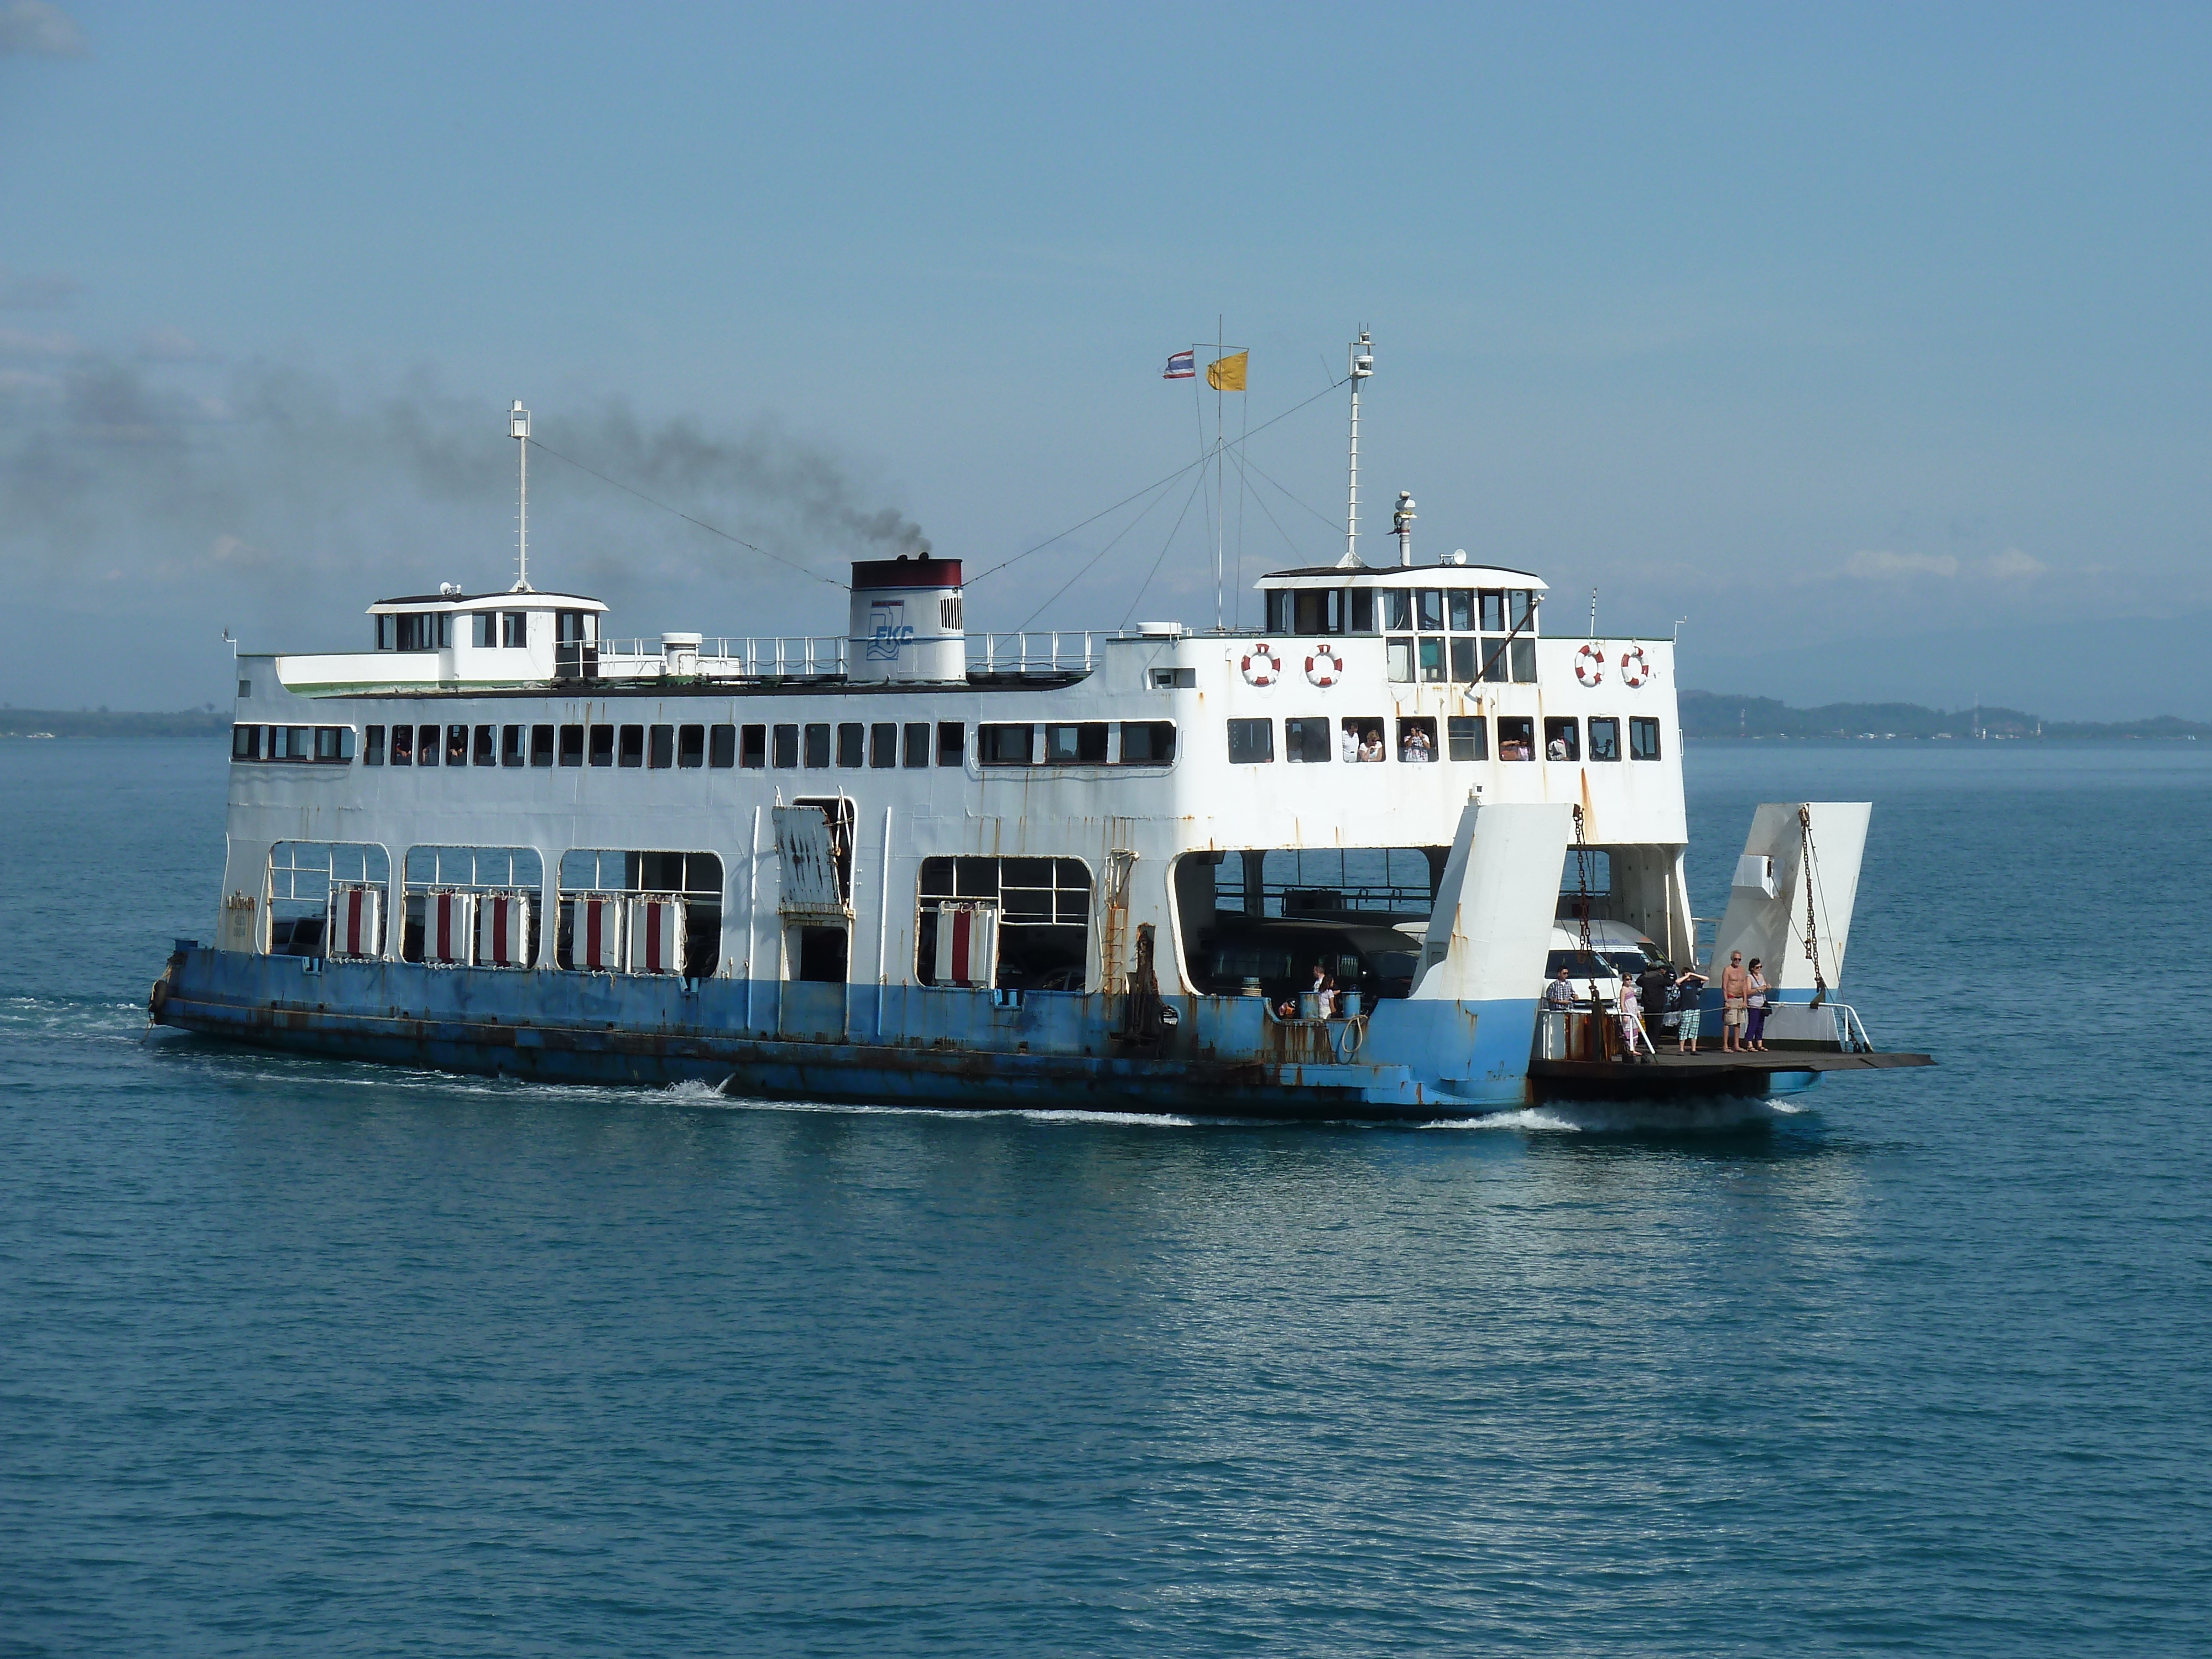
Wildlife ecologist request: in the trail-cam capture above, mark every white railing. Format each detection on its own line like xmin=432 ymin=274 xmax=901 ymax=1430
xmin=967 ymin=631 xmax=1109 ymax=675
xmin=598 ymin=637 xmax=849 ymax=679
xmin=590 ymin=629 xmax=1111 ymax=682
xmin=1758 ymin=1000 xmax=1875 ymax=1051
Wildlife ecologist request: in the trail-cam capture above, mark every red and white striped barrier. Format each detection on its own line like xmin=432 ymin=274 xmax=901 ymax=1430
xmin=424 ymin=890 xmax=476 ymax=966
xmin=933 ymin=901 xmax=998 ymax=988
xmin=574 ymin=894 xmax=624 ymax=972
xmin=327 ymin=883 xmax=381 ymax=959
xmin=475 ymin=891 xmax=531 ymax=969
xmin=629 ymin=896 xmax=687 ymax=975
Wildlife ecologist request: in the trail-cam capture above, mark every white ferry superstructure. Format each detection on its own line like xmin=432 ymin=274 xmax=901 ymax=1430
xmin=150 ymin=400 xmax=1931 ymax=1115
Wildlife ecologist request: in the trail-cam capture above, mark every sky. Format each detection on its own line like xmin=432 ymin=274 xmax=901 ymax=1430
xmin=3 ymin=2 xmax=2209 ymax=718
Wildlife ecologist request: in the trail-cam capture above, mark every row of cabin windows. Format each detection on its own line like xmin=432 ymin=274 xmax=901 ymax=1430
xmin=1389 ymin=635 xmax=1537 ymax=685
xmin=233 ymin=724 xmax=353 ymax=762
xmin=977 ymin=721 xmax=1178 ymax=767
xmin=373 ymin=609 xmax=596 ymax=651
xmin=354 ymin=720 xmax=978 ymax=770
xmin=1225 ymin=714 xmax=1663 ymax=765
xmin=1264 ymin=587 xmax=1537 ymax=638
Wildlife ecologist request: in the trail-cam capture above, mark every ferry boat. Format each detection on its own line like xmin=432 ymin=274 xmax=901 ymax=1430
xmin=150 ymin=364 xmax=1931 ymax=1117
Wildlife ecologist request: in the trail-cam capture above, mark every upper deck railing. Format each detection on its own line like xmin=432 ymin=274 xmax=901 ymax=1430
xmin=589 ymin=630 xmax=1114 ymax=682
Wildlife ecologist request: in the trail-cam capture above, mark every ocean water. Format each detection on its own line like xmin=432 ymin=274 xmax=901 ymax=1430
xmin=2 ymin=736 xmax=2206 ymax=1656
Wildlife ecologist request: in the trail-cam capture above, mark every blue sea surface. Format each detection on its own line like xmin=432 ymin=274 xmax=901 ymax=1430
xmin=1 ymin=737 xmax=2206 ymax=1656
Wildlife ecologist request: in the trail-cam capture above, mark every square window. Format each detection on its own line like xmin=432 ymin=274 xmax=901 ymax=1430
xmin=937 ymin=721 xmax=966 ymax=766
xmin=1510 ymin=637 xmax=1537 ymax=683
xmin=559 ymin=724 xmax=584 ymax=766
xmin=1384 ymin=591 xmax=1413 ymax=630
xmin=531 ymin=724 xmax=555 ymax=766
xmin=1293 ymin=589 xmax=1342 ymax=635
xmin=1418 ymin=638 xmax=1446 ymax=682
xmin=1480 ymin=638 xmax=1510 ymax=683
xmin=1544 ymin=717 xmax=1580 ymax=762
xmin=649 ymin=725 xmax=674 ymax=768
xmin=503 ymin=611 xmax=528 ymax=648
xmin=1416 ymin=589 xmax=1444 ymax=630
xmin=1349 ymin=589 xmax=1375 ymax=632
xmin=363 ymin=726 xmax=382 ymax=765
xmin=1630 ymin=717 xmax=1662 ymax=760
xmin=391 ymin=724 xmax=415 ymax=764
xmin=1448 ymin=715 xmax=1487 ymax=761
xmin=1227 ymin=718 xmax=1274 ymax=764
xmin=1498 ymin=716 xmax=1535 ymax=761
xmin=709 ymin=724 xmax=736 ymax=767
xmin=1509 ymin=589 xmax=1533 ymax=629
xmin=1342 ymin=718 xmax=1387 ymax=762
xmin=677 ymin=724 xmax=705 ymax=768
xmin=587 ymin=724 xmax=613 ymax=766
xmin=473 ymin=613 xmax=495 ymax=648
xmin=1265 ymin=589 xmax=1287 ymax=633
xmin=1396 ymin=717 xmax=1438 ymax=763
xmin=320 ymin=727 xmax=348 ymax=761
xmin=1447 ymin=591 xmax=1474 ymax=630
xmin=1479 ymin=590 xmax=1505 ymax=632
xmin=1589 ymin=717 xmax=1621 ymax=761
xmin=979 ymin=723 xmax=1033 ymax=766
xmin=870 ymin=722 xmax=898 ymax=768
xmin=836 ymin=722 xmax=865 ymax=767
xmin=417 ymin=724 xmax=440 ymax=768
xmin=476 ymin=724 xmax=496 ymax=766
xmin=618 ymin=724 xmax=643 ymax=767
xmin=773 ymin=724 xmax=799 ymax=768
xmin=232 ymin=723 xmax=260 ymax=760
xmin=1285 ymin=717 xmax=1332 ymax=763
xmin=1450 ymin=638 xmax=1477 ymax=683
xmin=1387 ymin=638 xmax=1415 ymax=682
xmin=1119 ymin=721 xmax=1175 ymax=764
xmin=1045 ymin=723 xmax=1080 ymax=763
xmin=741 ymin=724 xmax=767 ymax=768
xmin=447 ymin=724 xmax=469 ymax=765
xmin=902 ymin=722 xmax=931 ymax=768
xmin=804 ymin=723 xmax=831 ymax=768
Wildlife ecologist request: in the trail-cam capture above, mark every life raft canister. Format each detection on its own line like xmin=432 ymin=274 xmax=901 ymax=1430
xmin=1619 ymin=645 xmax=1651 ymax=687
xmin=1305 ymin=644 xmax=1344 ymax=688
xmin=1574 ymin=643 xmax=1605 ymax=686
xmin=1240 ymin=643 xmax=1282 ymax=687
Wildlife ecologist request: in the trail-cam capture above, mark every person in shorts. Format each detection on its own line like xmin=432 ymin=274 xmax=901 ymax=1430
xmin=1719 ymin=950 xmax=1750 ymax=1051
xmin=1672 ymin=967 xmax=1707 ymax=1053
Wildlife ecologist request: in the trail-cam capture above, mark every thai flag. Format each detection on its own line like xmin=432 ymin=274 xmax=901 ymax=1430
xmin=1162 ymin=349 xmax=1195 ymax=379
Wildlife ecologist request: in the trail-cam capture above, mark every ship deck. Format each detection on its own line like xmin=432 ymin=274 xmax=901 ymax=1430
xmin=1527 ymin=1047 xmax=1934 ymax=1099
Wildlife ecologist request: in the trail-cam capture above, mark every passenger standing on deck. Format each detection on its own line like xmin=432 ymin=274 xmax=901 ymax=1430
xmin=1672 ymin=967 xmax=1707 ymax=1053
xmin=1616 ymin=973 xmax=1652 ymax=1060
xmin=1639 ymin=962 xmax=1674 ymax=1045
xmin=1745 ymin=958 xmax=1770 ymax=1051
xmin=1720 ymin=950 xmax=1750 ymax=1051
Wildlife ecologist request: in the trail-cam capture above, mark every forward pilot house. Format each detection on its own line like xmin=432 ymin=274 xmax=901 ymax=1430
xmin=152 ymin=359 xmax=1930 ymax=1113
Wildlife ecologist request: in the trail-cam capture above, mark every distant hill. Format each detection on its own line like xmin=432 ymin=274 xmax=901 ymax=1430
xmin=1682 ymin=691 xmax=2211 ymax=741
xmin=0 ymin=708 xmax=229 ymax=739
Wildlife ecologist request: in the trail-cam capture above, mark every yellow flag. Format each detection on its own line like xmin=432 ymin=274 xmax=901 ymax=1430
xmin=1206 ymin=351 xmax=1248 ymax=392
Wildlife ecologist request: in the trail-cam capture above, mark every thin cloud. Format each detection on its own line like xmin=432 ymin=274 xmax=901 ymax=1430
xmin=0 ymin=268 xmax=81 ymax=308
xmin=1983 ymin=547 xmax=2045 ymax=579
xmin=1843 ymin=548 xmax=1959 ymax=580
xmin=0 ymin=1 xmax=85 ymax=55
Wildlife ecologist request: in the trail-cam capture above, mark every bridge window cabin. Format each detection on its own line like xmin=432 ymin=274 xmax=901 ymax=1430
xmin=1255 ymin=568 xmax=1542 ymax=687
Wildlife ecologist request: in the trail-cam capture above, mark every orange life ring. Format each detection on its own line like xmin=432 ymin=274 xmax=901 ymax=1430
xmin=1619 ymin=645 xmax=1651 ymax=687
xmin=1305 ymin=645 xmax=1344 ymax=688
xmin=1574 ymin=643 xmax=1605 ymax=687
xmin=1240 ymin=643 xmax=1281 ymax=687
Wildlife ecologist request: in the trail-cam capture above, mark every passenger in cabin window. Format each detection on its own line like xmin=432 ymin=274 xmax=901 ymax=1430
xmin=1357 ymin=726 xmax=1386 ymax=763
xmin=1400 ymin=724 xmax=1433 ymax=763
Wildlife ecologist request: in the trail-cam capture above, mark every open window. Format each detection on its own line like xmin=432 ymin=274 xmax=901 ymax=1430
xmin=557 ymin=848 xmax=724 ymax=976
xmin=915 ymin=856 xmax=1091 ymax=992
xmin=1173 ymin=846 xmax=1437 ymax=1003
xmin=402 ymin=846 xmax=544 ymax=967
xmin=267 ymin=841 xmax=390 ymax=958
xmin=774 ymin=801 xmax=855 ymax=983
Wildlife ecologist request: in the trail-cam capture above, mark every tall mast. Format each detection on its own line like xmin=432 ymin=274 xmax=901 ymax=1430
xmin=510 ymin=399 xmax=533 ymax=593
xmin=1340 ymin=329 xmax=1373 ymax=567
xmin=1214 ymin=312 xmax=1225 ymax=632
